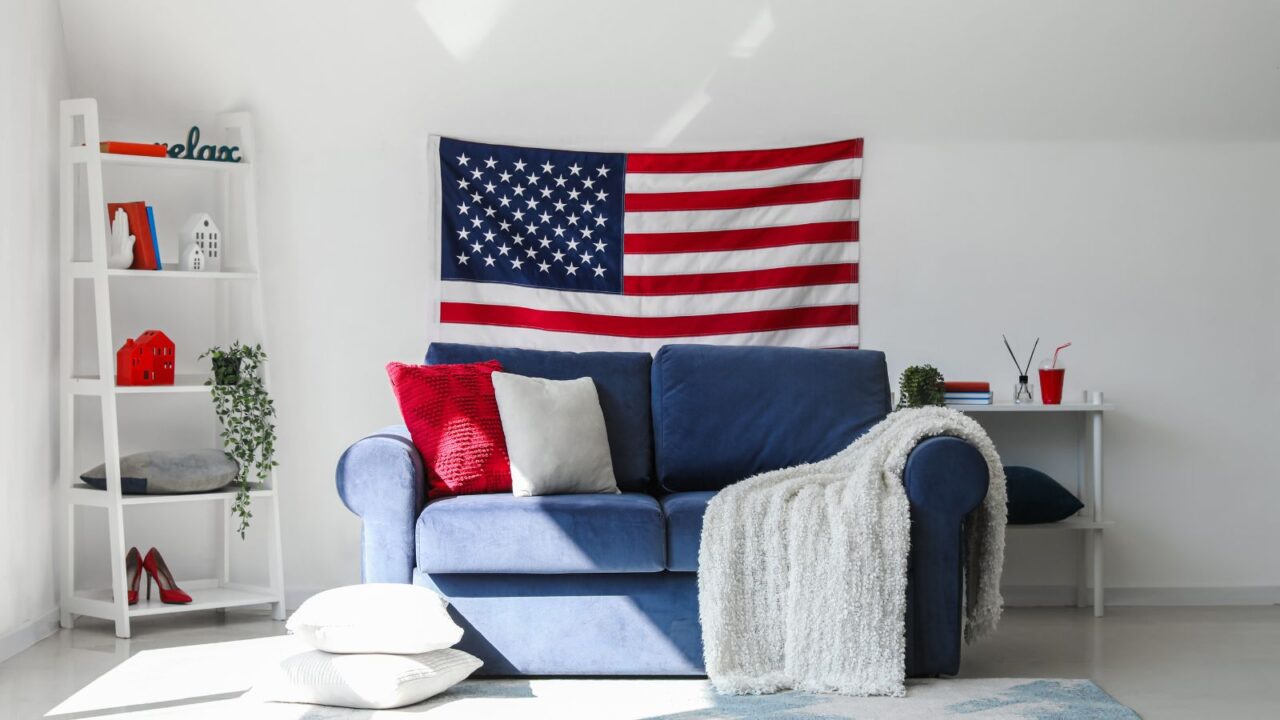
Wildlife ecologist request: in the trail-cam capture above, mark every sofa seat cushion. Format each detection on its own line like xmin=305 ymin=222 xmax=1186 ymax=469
xmin=652 ymin=344 xmax=891 ymax=492
xmin=417 ymin=493 xmax=665 ymax=573
xmin=660 ymin=491 xmax=716 ymax=572
xmin=426 ymin=343 xmax=653 ymax=492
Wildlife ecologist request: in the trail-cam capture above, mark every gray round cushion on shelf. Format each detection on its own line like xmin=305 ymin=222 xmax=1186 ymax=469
xmin=80 ymin=449 xmax=238 ymax=494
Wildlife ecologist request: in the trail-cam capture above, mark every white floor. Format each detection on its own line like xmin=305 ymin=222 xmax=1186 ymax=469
xmin=2 ymin=606 xmax=1277 ymax=719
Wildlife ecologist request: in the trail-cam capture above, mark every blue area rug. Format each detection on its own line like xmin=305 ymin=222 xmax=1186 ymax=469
xmin=418 ymin=677 xmax=1141 ymax=719
xmin=227 ymin=677 xmax=1139 ymax=719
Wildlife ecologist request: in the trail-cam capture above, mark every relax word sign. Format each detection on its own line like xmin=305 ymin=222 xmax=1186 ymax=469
xmin=165 ymin=126 xmax=241 ymax=163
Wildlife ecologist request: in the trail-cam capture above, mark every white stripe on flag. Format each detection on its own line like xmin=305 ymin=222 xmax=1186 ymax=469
xmin=624 ymin=241 xmax=858 ymax=275
xmin=623 ymin=158 xmax=862 ymax=193
xmin=441 ymin=279 xmax=860 ymax=316
xmin=624 ymin=198 xmax=859 ymax=233
xmin=436 ymin=322 xmax=860 ymax=353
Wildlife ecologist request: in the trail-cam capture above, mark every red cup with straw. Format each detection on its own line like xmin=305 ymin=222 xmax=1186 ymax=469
xmin=1038 ymin=342 xmax=1070 ymax=405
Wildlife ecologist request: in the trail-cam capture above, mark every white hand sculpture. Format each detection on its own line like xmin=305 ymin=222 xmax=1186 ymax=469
xmin=107 ymin=208 xmax=135 ymax=269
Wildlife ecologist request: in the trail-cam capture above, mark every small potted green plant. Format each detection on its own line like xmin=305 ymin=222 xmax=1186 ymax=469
xmin=897 ymin=364 xmax=945 ymax=409
xmin=199 ymin=342 xmax=277 ymax=537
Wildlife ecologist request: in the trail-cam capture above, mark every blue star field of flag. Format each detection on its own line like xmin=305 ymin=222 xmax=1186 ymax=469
xmin=439 ymin=137 xmax=626 ymax=294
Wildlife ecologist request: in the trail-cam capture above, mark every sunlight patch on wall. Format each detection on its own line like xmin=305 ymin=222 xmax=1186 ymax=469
xmin=649 ymin=81 xmax=713 ymax=147
xmin=730 ymin=7 xmax=775 ymax=59
xmin=415 ymin=0 xmax=512 ymax=61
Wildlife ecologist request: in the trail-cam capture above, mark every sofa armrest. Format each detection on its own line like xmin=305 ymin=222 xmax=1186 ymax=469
xmin=336 ymin=425 xmax=426 ymax=583
xmin=903 ymin=435 xmax=989 ymax=516
xmin=901 ymin=435 xmax=990 ymax=677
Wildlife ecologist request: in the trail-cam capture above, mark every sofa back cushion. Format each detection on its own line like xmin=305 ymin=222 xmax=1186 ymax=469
xmin=651 ymin=344 xmax=891 ymax=492
xmin=426 ymin=343 xmax=654 ymax=491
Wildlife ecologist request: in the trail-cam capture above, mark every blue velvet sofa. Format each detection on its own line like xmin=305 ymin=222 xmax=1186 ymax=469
xmin=337 ymin=343 xmax=990 ymax=677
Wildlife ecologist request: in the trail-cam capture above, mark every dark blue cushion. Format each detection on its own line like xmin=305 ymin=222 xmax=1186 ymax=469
xmin=661 ymin=491 xmax=716 ymax=571
xmin=416 ymin=493 xmax=665 ymax=573
xmin=651 ymin=344 xmax=891 ymax=492
xmin=1005 ymin=465 xmax=1083 ymax=524
xmin=426 ymin=342 xmax=653 ymax=492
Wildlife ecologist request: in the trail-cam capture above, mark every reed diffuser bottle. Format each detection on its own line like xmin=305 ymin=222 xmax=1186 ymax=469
xmin=1003 ymin=335 xmax=1038 ymax=404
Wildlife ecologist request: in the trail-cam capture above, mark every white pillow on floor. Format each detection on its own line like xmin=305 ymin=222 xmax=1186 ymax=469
xmin=490 ymin=372 xmax=619 ymax=497
xmin=252 ymin=647 xmax=481 ymax=709
xmin=287 ymin=584 xmax=463 ymax=654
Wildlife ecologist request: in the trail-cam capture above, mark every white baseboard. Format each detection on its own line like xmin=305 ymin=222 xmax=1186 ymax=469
xmin=1003 ymin=585 xmax=1280 ymax=607
xmin=0 ymin=607 xmax=60 ymax=665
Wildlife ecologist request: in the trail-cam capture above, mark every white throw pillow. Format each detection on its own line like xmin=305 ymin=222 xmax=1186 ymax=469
xmin=490 ymin=372 xmax=620 ymax=497
xmin=287 ymin=584 xmax=463 ymax=654
xmin=252 ymin=647 xmax=481 ymax=709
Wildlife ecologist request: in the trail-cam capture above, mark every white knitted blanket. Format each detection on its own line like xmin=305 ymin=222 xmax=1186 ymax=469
xmin=698 ymin=407 xmax=1006 ymax=697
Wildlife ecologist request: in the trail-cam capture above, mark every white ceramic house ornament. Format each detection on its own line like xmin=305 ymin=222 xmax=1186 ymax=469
xmin=179 ymin=213 xmax=222 ymax=272
xmin=180 ymin=243 xmax=206 ymax=272
xmin=107 ymin=208 xmax=135 ymax=269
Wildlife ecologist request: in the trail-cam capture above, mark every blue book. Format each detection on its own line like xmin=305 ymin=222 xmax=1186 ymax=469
xmin=146 ymin=205 xmax=162 ymax=270
xmin=945 ymin=392 xmax=993 ymax=400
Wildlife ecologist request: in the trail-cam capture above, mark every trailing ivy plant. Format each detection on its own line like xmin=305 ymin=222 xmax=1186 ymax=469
xmin=199 ymin=342 xmax=277 ymax=538
xmin=897 ymin=364 xmax=946 ymax=409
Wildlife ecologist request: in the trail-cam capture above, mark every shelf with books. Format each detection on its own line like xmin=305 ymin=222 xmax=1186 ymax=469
xmin=69 ymin=264 xmax=258 ymax=280
xmin=108 ymin=268 xmax=257 ymax=280
xmin=958 ymin=402 xmax=1114 ymax=413
xmin=58 ymin=98 xmax=284 ymax=639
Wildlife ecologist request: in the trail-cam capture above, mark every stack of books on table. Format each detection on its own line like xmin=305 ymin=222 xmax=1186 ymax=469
xmin=944 ymin=381 xmax=992 ymax=406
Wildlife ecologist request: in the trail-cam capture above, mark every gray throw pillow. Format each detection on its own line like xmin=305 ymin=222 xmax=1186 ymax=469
xmin=490 ymin=372 xmax=619 ymax=497
xmin=80 ymin=449 xmax=238 ymax=494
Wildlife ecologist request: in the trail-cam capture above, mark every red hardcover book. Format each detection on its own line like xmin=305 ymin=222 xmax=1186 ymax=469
xmin=107 ymin=201 xmax=158 ymax=270
xmin=99 ymin=141 xmax=167 ymax=158
xmin=944 ymin=381 xmax=991 ymax=393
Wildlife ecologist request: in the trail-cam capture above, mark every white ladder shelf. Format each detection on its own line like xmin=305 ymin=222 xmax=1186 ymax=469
xmin=57 ymin=98 xmax=285 ymax=638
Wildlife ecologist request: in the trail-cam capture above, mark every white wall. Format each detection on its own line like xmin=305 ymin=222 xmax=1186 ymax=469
xmin=55 ymin=0 xmax=1280 ymax=604
xmin=0 ymin=0 xmax=69 ymax=659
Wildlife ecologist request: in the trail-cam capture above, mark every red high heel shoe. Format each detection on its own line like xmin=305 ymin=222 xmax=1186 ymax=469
xmin=125 ymin=547 xmax=143 ymax=605
xmin=142 ymin=548 xmax=192 ymax=604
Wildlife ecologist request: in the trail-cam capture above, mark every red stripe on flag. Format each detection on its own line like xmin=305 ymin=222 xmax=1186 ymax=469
xmin=440 ymin=302 xmax=857 ymax=338
xmin=624 ymin=263 xmax=858 ymax=296
xmin=625 ymin=179 xmax=859 ymax=213
xmin=625 ymin=221 xmax=857 ymax=254
xmin=627 ymin=139 xmax=863 ymax=174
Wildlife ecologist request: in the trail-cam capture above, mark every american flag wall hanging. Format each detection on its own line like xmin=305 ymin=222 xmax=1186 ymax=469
xmin=428 ymin=136 xmax=862 ymax=352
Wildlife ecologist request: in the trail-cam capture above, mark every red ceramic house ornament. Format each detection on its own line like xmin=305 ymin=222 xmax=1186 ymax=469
xmin=116 ymin=330 xmax=176 ymax=386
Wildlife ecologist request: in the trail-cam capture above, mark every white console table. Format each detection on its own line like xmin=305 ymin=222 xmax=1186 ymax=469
xmin=959 ymin=392 xmax=1113 ymax=616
